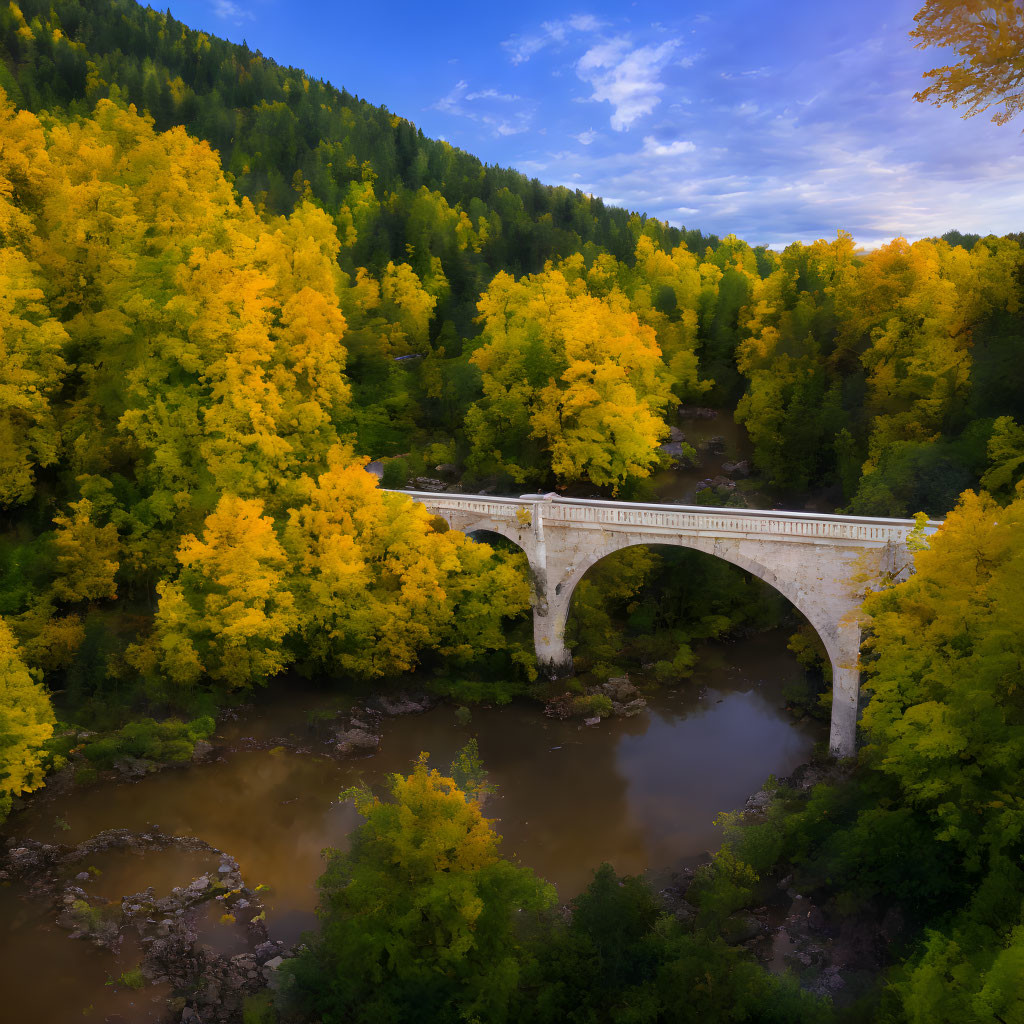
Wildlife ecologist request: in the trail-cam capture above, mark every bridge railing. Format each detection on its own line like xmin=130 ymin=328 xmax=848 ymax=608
xmin=392 ymin=491 xmax=942 ymax=546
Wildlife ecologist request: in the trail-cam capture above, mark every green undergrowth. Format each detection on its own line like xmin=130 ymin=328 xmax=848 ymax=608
xmin=46 ymin=716 xmax=216 ymax=772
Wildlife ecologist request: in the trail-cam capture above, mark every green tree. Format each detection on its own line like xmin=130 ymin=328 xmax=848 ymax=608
xmin=518 ymin=863 xmax=827 ymax=1024
xmin=981 ymin=415 xmax=1024 ymax=499
xmin=287 ymin=753 xmax=555 ymax=1024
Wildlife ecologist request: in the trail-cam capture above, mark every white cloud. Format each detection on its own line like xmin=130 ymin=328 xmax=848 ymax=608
xmin=501 ymin=14 xmax=607 ymax=65
xmin=642 ymin=136 xmax=696 ymax=156
xmin=212 ymin=0 xmax=253 ymax=22
xmin=574 ymin=129 xmax=599 ymax=145
xmin=577 ymin=38 xmax=682 ymax=130
xmin=567 ymin=14 xmax=605 ymax=32
xmin=490 ymin=117 xmax=530 ymax=136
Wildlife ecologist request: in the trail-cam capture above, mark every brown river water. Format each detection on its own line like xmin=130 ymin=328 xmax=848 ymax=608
xmin=650 ymin=411 xmax=752 ymax=504
xmin=1 ymin=630 xmax=822 ymax=1022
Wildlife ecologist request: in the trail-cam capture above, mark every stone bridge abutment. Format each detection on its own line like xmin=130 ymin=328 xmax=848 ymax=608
xmin=394 ymin=490 xmax=938 ymax=759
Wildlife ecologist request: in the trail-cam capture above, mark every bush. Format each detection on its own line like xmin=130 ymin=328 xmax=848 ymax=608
xmin=381 ymin=457 xmax=409 ymax=488
xmin=82 ymin=716 xmax=215 ymax=768
xmin=571 ymin=694 xmax=614 ymax=718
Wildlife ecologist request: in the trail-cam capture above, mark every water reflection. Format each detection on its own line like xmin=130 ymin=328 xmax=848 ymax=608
xmin=1 ymin=629 xmax=820 ymax=1021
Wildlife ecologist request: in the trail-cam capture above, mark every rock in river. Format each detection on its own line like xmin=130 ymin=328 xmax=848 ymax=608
xmin=334 ymin=726 xmax=380 ymax=757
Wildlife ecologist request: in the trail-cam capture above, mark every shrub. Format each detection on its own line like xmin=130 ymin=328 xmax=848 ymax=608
xmin=82 ymin=716 xmax=215 ymax=768
xmin=570 ymin=694 xmax=614 ymax=718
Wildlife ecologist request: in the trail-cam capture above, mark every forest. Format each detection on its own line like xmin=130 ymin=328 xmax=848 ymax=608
xmin=0 ymin=0 xmax=1022 ymax=1021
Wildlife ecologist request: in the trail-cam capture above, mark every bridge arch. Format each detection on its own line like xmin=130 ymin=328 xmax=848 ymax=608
xmin=393 ymin=490 xmax=937 ymax=757
xmin=552 ymin=534 xmax=848 ymax=675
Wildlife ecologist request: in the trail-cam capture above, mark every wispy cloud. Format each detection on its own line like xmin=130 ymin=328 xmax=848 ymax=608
xmin=577 ymin=38 xmax=681 ymax=130
xmin=212 ymin=0 xmax=253 ymax=23
xmin=434 ymin=80 xmax=470 ymax=115
xmin=501 ymin=14 xmax=607 ymax=65
xmin=465 ymin=88 xmax=521 ymax=102
xmin=432 ymin=81 xmax=532 ymax=136
xmin=573 ymin=129 xmax=599 ymax=145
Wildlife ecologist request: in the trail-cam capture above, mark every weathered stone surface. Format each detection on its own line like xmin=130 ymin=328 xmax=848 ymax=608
xmin=722 ymin=459 xmax=752 ymax=477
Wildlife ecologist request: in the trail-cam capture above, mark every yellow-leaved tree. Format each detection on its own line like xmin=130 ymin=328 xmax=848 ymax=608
xmin=147 ymin=496 xmax=297 ymax=689
xmin=0 ymin=91 xmax=68 ymax=507
xmin=861 ymin=489 xmax=1024 ymax=861
xmin=51 ymin=498 xmax=120 ymax=604
xmin=466 ymin=265 xmax=672 ymax=489
xmin=837 ymin=237 xmax=1021 ymax=470
xmin=912 ymin=0 xmax=1024 ymax=127
xmin=284 ymin=447 xmax=531 ymax=678
xmin=0 ymin=615 xmax=55 ymax=822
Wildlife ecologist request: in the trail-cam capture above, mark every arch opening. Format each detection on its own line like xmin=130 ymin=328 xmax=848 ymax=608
xmin=562 ymin=543 xmax=832 ymax=715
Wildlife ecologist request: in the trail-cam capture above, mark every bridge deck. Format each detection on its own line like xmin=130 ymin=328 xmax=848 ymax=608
xmin=396 ymin=491 xmax=942 ymax=545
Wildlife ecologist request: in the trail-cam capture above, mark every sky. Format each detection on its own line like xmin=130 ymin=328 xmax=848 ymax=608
xmin=162 ymin=0 xmax=1024 ymax=249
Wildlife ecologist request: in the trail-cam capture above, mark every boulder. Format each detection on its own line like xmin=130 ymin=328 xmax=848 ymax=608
xmin=722 ymin=459 xmax=751 ymax=478
xmin=658 ymin=440 xmax=693 ymax=465
xmin=334 ymin=727 xmax=380 ymax=757
xmin=262 ymin=955 xmax=292 ymax=992
xmin=434 ymin=463 xmax=458 ymax=479
xmin=668 ymin=425 xmax=686 ymax=442
xmin=617 ymin=698 xmax=647 ymax=718
xmin=600 ymin=676 xmax=640 ymax=702
xmin=409 ymin=476 xmax=446 ymax=492
xmin=114 ymin=756 xmax=156 ymax=779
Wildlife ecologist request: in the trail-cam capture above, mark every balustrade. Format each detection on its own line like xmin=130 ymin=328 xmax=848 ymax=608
xmin=397 ymin=490 xmax=930 ymax=547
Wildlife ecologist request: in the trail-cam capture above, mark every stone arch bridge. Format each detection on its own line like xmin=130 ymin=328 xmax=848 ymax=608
xmin=393 ymin=490 xmax=940 ymax=758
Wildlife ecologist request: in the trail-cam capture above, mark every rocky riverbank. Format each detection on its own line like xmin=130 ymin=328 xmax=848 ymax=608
xmin=2 ymin=828 xmax=292 ymax=1023
xmin=657 ymin=759 xmax=901 ymax=1006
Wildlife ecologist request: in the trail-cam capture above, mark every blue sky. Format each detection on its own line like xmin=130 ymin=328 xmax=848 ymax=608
xmin=163 ymin=0 xmax=1024 ymax=249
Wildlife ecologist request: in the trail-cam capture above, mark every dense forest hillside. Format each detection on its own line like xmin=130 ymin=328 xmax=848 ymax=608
xmin=0 ymin=2 xmax=1023 ymax=1021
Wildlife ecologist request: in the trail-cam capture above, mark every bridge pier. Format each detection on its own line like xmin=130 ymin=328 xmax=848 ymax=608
xmin=827 ymin=626 xmax=863 ymax=759
xmin=533 ymin=603 xmax=573 ymax=677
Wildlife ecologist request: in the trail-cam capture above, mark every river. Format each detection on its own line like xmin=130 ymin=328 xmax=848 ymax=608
xmin=1 ymin=630 xmax=822 ymax=1022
